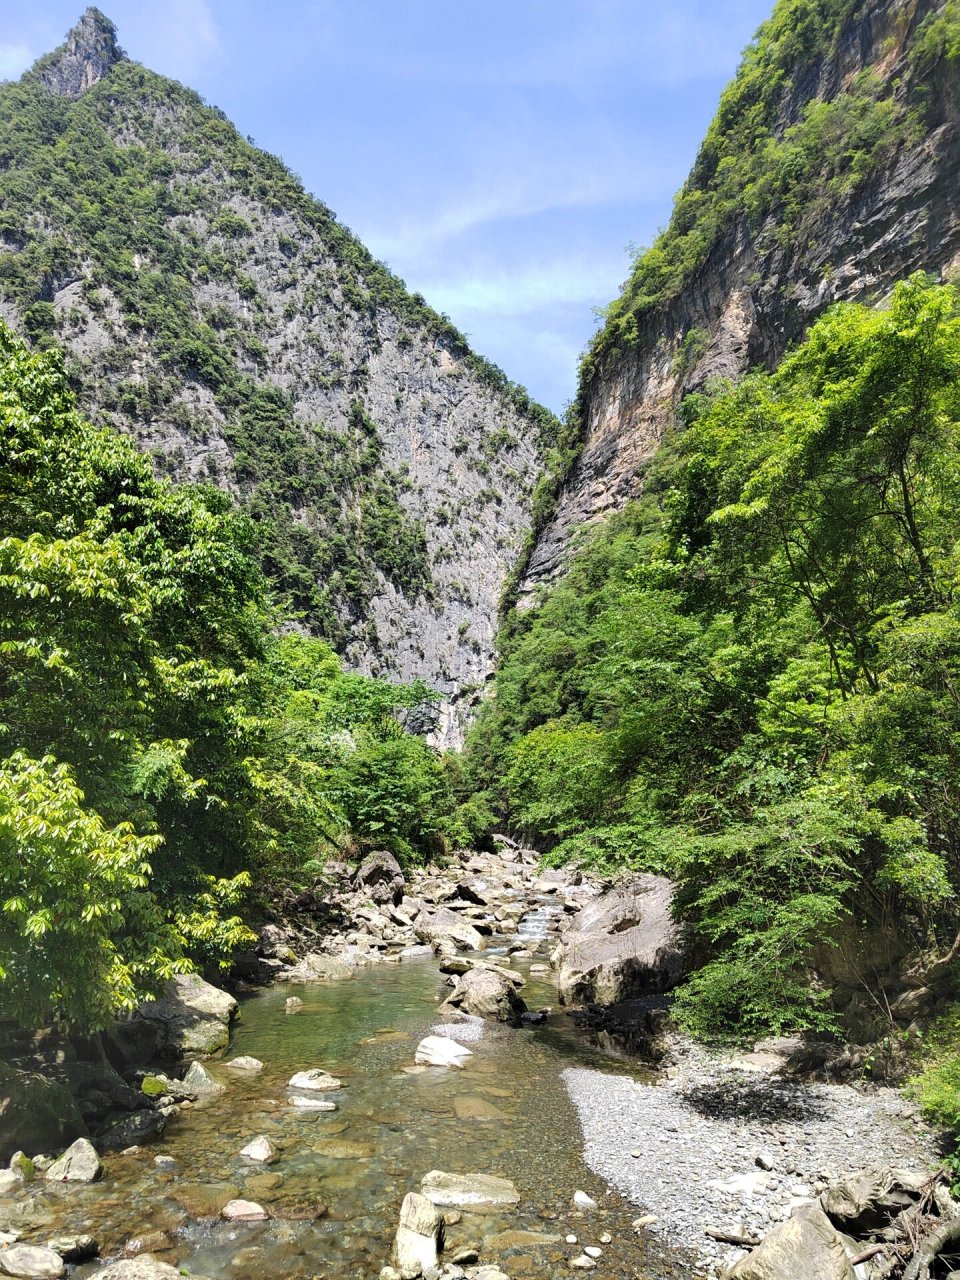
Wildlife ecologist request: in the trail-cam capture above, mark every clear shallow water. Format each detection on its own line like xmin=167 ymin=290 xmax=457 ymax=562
xmin=7 ymin=957 xmax=696 ymax=1279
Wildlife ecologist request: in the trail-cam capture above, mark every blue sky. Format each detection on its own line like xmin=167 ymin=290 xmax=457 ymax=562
xmin=0 ymin=1 xmax=772 ymax=413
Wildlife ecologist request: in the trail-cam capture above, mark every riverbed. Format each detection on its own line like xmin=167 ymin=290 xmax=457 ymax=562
xmin=5 ymin=956 xmax=701 ymax=1279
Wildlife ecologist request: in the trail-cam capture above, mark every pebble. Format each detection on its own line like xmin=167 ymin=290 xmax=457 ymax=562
xmin=564 ymin=1045 xmax=936 ymax=1270
xmin=572 ymin=1190 xmax=597 ymax=1210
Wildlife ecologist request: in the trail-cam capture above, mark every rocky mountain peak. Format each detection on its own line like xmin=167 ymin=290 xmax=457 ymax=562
xmin=34 ymin=8 xmax=124 ymax=98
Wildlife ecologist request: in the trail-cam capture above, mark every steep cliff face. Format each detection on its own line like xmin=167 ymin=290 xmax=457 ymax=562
xmin=0 ymin=10 xmax=555 ymax=746
xmin=523 ymin=0 xmax=960 ymax=592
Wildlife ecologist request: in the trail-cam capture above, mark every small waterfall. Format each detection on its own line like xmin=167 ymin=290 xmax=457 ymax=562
xmin=516 ymin=901 xmax=564 ymax=941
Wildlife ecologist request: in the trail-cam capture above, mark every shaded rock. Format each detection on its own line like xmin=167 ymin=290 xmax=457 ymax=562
xmin=415 ymin=908 xmax=485 ymax=953
xmin=414 ymin=1036 xmax=474 ymax=1069
xmin=819 ymin=1167 xmax=924 ymax=1235
xmin=288 ymin=1069 xmax=342 ymax=1091
xmin=442 ymin=968 xmax=526 ymax=1023
xmin=0 ymin=1063 xmax=87 ymax=1163
xmin=44 ymin=1138 xmax=101 ymax=1184
xmin=45 ymin=1235 xmax=98 ymax=1262
xmin=98 ymin=1108 xmax=166 ymax=1150
xmin=132 ymin=974 xmax=238 ymax=1059
xmin=354 ymin=850 xmax=405 ymax=906
xmin=239 ymin=1136 xmax=278 ymax=1164
xmin=182 ymin=1061 xmax=225 ymax=1097
xmin=393 ymin=1191 xmax=444 ymax=1280
xmin=556 ymin=874 xmax=685 ymax=1006
xmin=420 ymin=1170 xmax=520 ymax=1208
xmin=0 ymin=1245 xmax=64 ymax=1279
xmin=722 ymin=1203 xmax=854 ymax=1280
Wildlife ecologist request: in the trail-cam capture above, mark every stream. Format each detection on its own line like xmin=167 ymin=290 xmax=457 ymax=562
xmin=8 ymin=953 xmax=698 ymax=1279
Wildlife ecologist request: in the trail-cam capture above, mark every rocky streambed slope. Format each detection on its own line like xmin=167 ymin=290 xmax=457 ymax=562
xmin=0 ymin=846 xmax=951 ymax=1280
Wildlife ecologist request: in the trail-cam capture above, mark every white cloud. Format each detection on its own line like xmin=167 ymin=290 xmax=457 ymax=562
xmin=0 ymin=42 xmax=33 ymax=79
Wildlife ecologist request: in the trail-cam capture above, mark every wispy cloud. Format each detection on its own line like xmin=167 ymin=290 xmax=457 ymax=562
xmin=422 ymin=256 xmax=627 ymax=320
xmin=0 ymin=42 xmax=33 ymax=80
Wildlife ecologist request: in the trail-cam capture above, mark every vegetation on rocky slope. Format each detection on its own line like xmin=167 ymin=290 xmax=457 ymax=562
xmin=0 ymin=30 xmax=555 ymax=646
xmin=469 ymin=277 xmax=960 ymax=1042
xmin=0 ymin=321 xmax=456 ymax=1031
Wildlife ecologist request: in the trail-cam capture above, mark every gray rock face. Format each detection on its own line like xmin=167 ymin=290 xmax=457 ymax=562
xmin=97 ymin=1109 xmax=166 ymax=1151
xmin=522 ymin=0 xmax=960 ymax=597
xmin=354 ymin=850 xmax=405 ymax=906
xmin=0 ymin=1064 xmax=88 ymax=1164
xmin=132 ymin=974 xmax=238 ymax=1059
xmin=722 ymin=1203 xmax=854 ymax=1280
xmin=556 ymin=874 xmax=685 ymax=1006
xmin=43 ymin=1138 xmax=101 ymax=1184
xmin=34 ymin=9 xmax=124 ymax=99
xmin=392 ymin=1191 xmax=443 ymax=1279
xmin=441 ymin=966 xmax=527 ymax=1023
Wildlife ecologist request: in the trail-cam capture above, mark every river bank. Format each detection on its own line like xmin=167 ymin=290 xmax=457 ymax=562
xmin=0 ymin=845 xmax=949 ymax=1280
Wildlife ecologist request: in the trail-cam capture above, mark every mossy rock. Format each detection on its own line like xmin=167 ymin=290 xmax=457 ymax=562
xmin=139 ymin=1076 xmax=168 ymax=1098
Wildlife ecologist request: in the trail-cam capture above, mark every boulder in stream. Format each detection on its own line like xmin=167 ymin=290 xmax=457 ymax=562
xmin=392 ymin=1191 xmax=443 ymax=1279
xmin=98 ymin=1261 xmax=212 ymax=1280
xmin=221 ymin=1198 xmax=270 ymax=1221
xmin=0 ymin=1244 xmax=65 ymax=1279
xmin=556 ymin=874 xmax=685 ymax=1006
xmin=182 ymin=1061 xmax=225 ymax=1097
xmin=288 ymin=1069 xmax=342 ymax=1091
xmin=414 ymin=1036 xmax=474 ymax=1069
xmin=44 ymin=1138 xmax=102 ymax=1184
xmin=130 ymin=974 xmax=238 ymax=1058
xmin=224 ymin=1056 xmax=264 ymax=1073
xmin=240 ymin=1136 xmax=279 ymax=1164
xmin=0 ymin=1063 xmax=87 ymax=1163
xmin=420 ymin=1170 xmax=520 ymax=1208
xmin=441 ymin=967 xmax=526 ymax=1023
xmin=415 ymin=907 xmax=485 ymax=953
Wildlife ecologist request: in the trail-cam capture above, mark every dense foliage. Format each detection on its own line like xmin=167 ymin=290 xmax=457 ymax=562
xmin=583 ymin=0 xmax=934 ymax=384
xmin=0 ymin=322 xmax=453 ymax=1031
xmin=469 ymin=277 xmax=960 ymax=1040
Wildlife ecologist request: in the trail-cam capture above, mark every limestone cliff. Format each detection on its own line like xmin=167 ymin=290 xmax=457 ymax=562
xmin=0 ymin=10 xmax=556 ymax=746
xmin=522 ymin=0 xmax=960 ymax=593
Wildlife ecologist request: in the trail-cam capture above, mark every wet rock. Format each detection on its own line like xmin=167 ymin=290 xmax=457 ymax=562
xmin=0 ymin=1245 xmax=65 ymax=1278
xmin=556 ymin=875 xmax=685 ymax=1006
xmin=44 ymin=1137 xmax=102 ymax=1184
xmin=312 ymin=1139 xmax=375 ymax=1159
xmin=132 ymin=974 xmax=238 ymax=1058
xmin=240 ymin=1136 xmax=279 ymax=1164
xmin=45 ymin=1235 xmax=98 ymax=1262
xmin=441 ymin=968 xmax=527 ymax=1024
xmin=723 ymin=1203 xmax=854 ymax=1280
xmin=420 ymin=1170 xmax=520 ymax=1208
xmin=354 ymin=849 xmax=405 ymax=906
xmin=181 ymin=1061 xmax=225 ymax=1097
xmin=452 ymin=1095 xmax=510 ymax=1121
xmin=288 ymin=1094 xmax=337 ymax=1110
xmin=225 ymin=1056 xmax=264 ymax=1073
xmin=393 ymin=1190 xmax=444 ymax=1279
xmin=572 ymin=1191 xmax=597 ymax=1210
xmin=121 ymin=1233 xmax=173 ymax=1257
xmin=221 ymin=1198 xmax=270 ymax=1221
xmin=414 ymin=1036 xmax=474 ymax=1069
xmin=284 ymin=997 xmax=303 ymax=1013
xmin=98 ymin=1108 xmax=166 ymax=1150
xmin=0 ymin=1063 xmax=87 ymax=1163
xmin=98 ymin=1261 xmax=211 ymax=1280
xmin=488 ymin=1230 xmax=562 ymax=1249
xmin=415 ymin=908 xmax=485 ymax=953
xmin=570 ymin=1256 xmax=596 ymax=1270
xmin=0 ymin=1171 xmax=21 ymax=1196
xmin=288 ymin=1069 xmax=342 ymax=1091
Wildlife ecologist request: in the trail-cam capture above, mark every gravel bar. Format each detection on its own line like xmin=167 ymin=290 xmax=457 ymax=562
xmin=563 ymin=1044 xmax=937 ymax=1277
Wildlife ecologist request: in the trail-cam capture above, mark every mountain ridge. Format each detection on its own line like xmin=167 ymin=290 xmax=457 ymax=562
xmin=0 ymin=11 xmax=558 ymax=746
